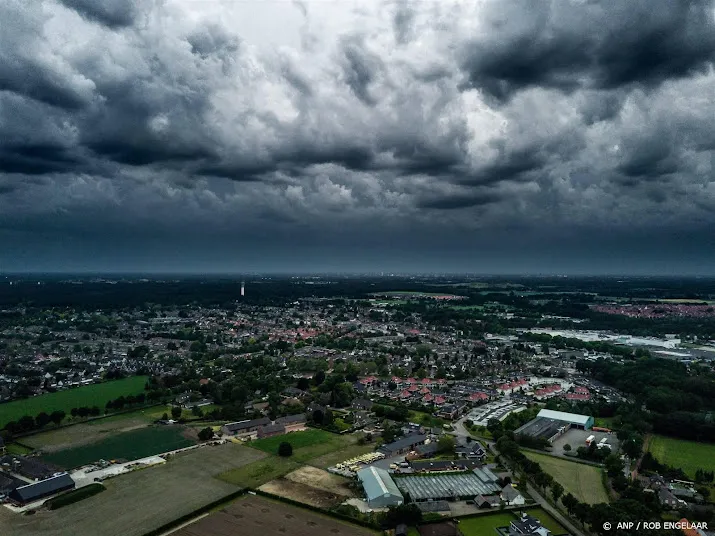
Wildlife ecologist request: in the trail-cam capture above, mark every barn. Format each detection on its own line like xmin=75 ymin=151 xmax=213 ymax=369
xmin=537 ymin=409 xmax=594 ymax=430
xmin=356 ymin=466 xmax=404 ymax=508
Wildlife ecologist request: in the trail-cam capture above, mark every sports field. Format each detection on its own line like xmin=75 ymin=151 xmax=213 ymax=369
xmin=523 ymin=451 xmax=609 ymax=504
xmin=43 ymin=425 xmax=195 ymax=468
xmin=0 ymin=443 xmax=265 ymax=536
xmin=648 ymin=435 xmax=715 ymax=478
xmin=248 ymin=429 xmax=360 ymax=463
xmin=0 ymin=376 xmax=148 ymax=429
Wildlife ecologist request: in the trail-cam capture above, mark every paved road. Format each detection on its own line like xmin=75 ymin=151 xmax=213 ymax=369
xmin=525 ymin=482 xmax=587 ymax=536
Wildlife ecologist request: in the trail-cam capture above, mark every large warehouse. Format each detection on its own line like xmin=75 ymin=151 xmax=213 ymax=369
xmin=536 ymin=409 xmax=593 ymax=430
xmin=357 ymin=466 xmax=404 ymax=508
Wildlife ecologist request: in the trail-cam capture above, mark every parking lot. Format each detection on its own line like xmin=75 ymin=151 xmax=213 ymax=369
xmin=550 ymin=428 xmax=620 ymax=458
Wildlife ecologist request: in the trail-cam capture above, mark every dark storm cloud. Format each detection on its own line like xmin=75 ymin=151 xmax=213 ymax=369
xmin=1 ymin=0 xmax=715 ymax=274
xmin=417 ymin=191 xmax=503 ymax=210
xmin=58 ymin=0 xmax=139 ymax=28
xmin=0 ymin=143 xmax=83 ymax=175
xmin=339 ymin=36 xmax=383 ymax=105
xmin=460 ymin=0 xmax=715 ymax=101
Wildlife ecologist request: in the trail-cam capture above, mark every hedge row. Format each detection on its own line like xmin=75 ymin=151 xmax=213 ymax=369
xmin=140 ymin=489 xmax=247 ymax=536
xmin=46 ymin=483 xmax=105 ymax=510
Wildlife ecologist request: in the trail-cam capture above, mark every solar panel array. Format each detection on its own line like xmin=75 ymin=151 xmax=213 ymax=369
xmin=395 ymin=473 xmax=500 ymax=500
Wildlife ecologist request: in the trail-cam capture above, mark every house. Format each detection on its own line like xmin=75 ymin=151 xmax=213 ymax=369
xmin=500 ymin=484 xmax=525 ymax=506
xmin=275 ymin=413 xmax=307 ymax=432
xmin=221 ymin=417 xmax=271 ymax=437
xmin=257 ymin=423 xmax=286 ymax=439
xmin=352 ymin=398 xmax=374 ymax=411
xmin=474 ymin=494 xmax=501 ymax=508
xmin=379 ymin=434 xmax=427 ymax=456
xmin=9 ymin=473 xmax=75 ymax=505
xmin=509 ymin=512 xmax=550 ymax=536
xmin=658 ymin=488 xmax=686 ymax=509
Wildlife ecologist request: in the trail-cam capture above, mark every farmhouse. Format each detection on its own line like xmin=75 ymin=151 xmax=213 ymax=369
xmin=221 ymin=417 xmax=271 ymax=437
xmin=500 ymin=483 xmax=525 ymax=506
xmin=356 ymin=466 xmax=404 ymax=508
xmin=275 ymin=414 xmax=307 ymax=432
xmin=378 ymin=434 xmax=427 ymax=456
xmin=8 ymin=473 xmax=75 ymax=505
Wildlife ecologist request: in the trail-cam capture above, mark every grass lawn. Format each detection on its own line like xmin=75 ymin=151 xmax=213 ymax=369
xmin=6 ymin=442 xmax=33 ymax=455
xmin=594 ymin=417 xmax=615 ymax=428
xmin=217 ymin=456 xmax=299 ymax=488
xmin=0 ymin=376 xmax=148 ymax=429
xmin=523 ymin=451 xmax=609 ymax=504
xmin=458 ymin=512 xmax=518 ymax=535
xmin=247 ymin=429 xmax=358 ymax=463
xmin=43 ymin=425 xmax=195 ymax=468
xmin=408 ymin=410 xmax=446 ymax=427
xmin=309 ymin=440 xmax=376 ymax=469
xmin=648 ymin=435 xmax=715 ymax=479
xmin=522 ymin=508 xmax=567 ymax=534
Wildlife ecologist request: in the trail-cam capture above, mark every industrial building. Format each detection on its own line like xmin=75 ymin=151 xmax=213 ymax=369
xmin=356 ymin=466 xmax=404 ymax=508
xmin=8 ymin=473 xmax=75 ymax=505
xmin=536 ymin=409 xmax=593 ymax=430
xmin=394 ymin=468 xmax=501 ymax=501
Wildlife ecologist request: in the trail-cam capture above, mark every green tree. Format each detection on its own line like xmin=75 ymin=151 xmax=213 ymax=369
xmin=278 ymin=441 xmax=293 ymax=457
xmin=198 ymin=427 xmax=214 ymax=441
xmin=437 ymin=435 xmax=456 ymax=456
xmin=171 ymin=406 xmax=182 ymax=420
xmin=551 ymin=481 xmax=564 ymax=503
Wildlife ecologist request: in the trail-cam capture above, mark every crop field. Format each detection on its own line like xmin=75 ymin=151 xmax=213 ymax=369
xmin=523 ymin=451 xmax=609 ymax=504
xmin=248 ymin=429 xmax=358 ymax=463
xmin=0 ymin=376 xmax=148 ymax=429
xmin=0 ymin=443 xmax=265 ymax=536
xmin=648 ymin=435 xmax=715 ymax=478
xmin=217 ymin=456 xmax=299 ymax=488
xmin=258 ymin=466 xmax=356 ymax=508
xmin=171 ymin=495 xmax=377 ymax=536
xmin=42 ymin=425 xmax=195 ymax=468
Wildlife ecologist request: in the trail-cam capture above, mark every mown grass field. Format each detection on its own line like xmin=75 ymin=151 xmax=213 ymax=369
xmin=217 ymin=456 xmax=299 ymax=488
xmin=43 ymin=425 xmax=195 ymax=468
xmin=648 ymin=435 xmax=715 ymax=478
xmin=523 ymin=451 xmax=609 ymax=504
xmin=0 ymin=443 xmax=264 ymax=536
xmin=247 ymin=429 xmax=358 ymax=463
xmin=0 ymin=376 xmax=148 ymax=428
xmin=458 ymin=508 xmax=566 ymax=536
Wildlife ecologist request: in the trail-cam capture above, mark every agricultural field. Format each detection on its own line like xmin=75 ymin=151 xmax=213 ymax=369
xmin=22 ymin=412 xmax=152 ymax=452
xmin=0 ymin=376 xmax=148 ymax=429
xmin=216 ymin=456 xmax=299 ymax=488
xmin=42 ymin=425 xmax=195 ymax=469
xmin=648 ymin=435 xmax=715 ymax=478
xmin=0 ymin=443 xmax=265 ymax=536
xmin=258 ymin=465 xmax=357 ymax=508
xmin=309 ymin=440 xmax=375 ymax=469
xmin=171 ymin=495 xmax=377 ymax=536
xmin=247 ymin=429 xmax=360 ymax=463
xmin=523 ymin=451 xmax=609 ymax=504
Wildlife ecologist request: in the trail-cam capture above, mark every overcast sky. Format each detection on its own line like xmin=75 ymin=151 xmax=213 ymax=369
xmin=2 ymin=0 xmax=715 ymax=275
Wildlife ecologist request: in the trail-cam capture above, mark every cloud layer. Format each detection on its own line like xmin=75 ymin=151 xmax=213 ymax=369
xmin=1 ymin=0 xmax=714 ymax=273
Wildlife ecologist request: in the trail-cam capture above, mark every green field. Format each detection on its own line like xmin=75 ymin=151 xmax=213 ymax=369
xmin=217 ymin=456 xmax=299 ymax=488
xmin=594 ymin=417 xmax=615 ymax=428
xmin=648 ymin=435 xmax=715 ymax=479
xmin=247 ymin=429 xmax=359 ymax=463
xmin=43 ymin=425 xmax=195 ymax=468
xmin=522 ymin=508 xmax=567 ymax=534
xmin=458 ymin=508 xmax=566 ymax=536
xmin=523 ymin=451 xmax=609 ymax=504
xmin=0 ymin=376 xmax=148 ymax=429
xmin=458 ymin=512 xmax=517 ymax=535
